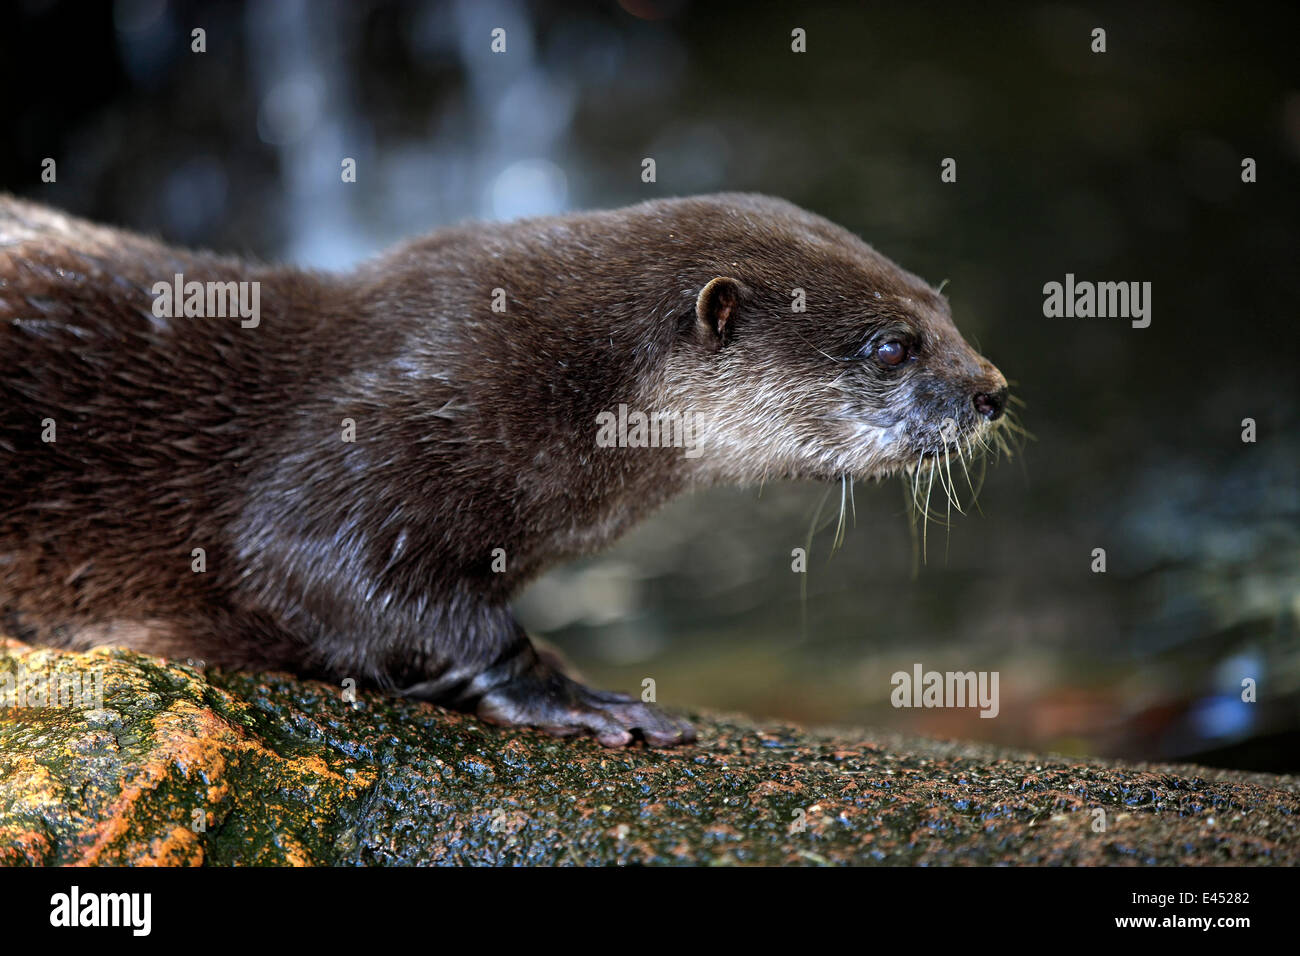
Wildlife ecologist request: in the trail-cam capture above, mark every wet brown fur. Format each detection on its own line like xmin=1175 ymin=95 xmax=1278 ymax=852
xmin=0 ymin=193 xmax=1005 ymax=746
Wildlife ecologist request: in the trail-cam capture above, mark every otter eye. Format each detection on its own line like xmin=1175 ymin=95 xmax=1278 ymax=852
xmin=874 ymin=339 xmax=909 ymax=367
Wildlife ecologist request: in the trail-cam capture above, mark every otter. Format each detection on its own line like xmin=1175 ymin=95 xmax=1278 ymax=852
xmin=0 ymin=193 xmax=1008 ymax=747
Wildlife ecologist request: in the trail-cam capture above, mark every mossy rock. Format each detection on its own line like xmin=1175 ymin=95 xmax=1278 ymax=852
xmin=0 ymin=638 xmax=1296 ymax=865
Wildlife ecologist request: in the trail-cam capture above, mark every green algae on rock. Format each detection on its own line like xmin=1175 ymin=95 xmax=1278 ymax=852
xmin=0 ymin=638 xmax=1296 ymax=866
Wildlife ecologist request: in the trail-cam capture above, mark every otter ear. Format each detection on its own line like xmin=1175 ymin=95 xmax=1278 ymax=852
xmin=694 ymin=276 xmax=744 ymax=347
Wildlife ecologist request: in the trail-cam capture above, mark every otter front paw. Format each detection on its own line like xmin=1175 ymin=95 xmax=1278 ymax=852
xmin=476 ymin=665 xmax=695 ymax=748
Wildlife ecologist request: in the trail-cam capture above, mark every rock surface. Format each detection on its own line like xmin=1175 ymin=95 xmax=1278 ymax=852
xmin=0 ymin=638 xmax=1295 ymax=865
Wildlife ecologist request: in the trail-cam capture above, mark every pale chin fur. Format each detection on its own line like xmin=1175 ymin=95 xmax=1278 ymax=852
xmin=681 ymin=407 xmax=993 ymax=488
xmin=658 ymin=354 xmax=1002 ymax=488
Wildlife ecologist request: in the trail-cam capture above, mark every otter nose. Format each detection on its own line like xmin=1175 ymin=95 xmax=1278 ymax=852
xmin=973 ymin=386 xmax=1007 ymax=421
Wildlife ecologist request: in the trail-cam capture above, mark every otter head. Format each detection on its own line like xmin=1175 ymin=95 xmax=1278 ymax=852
xmin=662 ymin=202 xmax=1010 ymax=489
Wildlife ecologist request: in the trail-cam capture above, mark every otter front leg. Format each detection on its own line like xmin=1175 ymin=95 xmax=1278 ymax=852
xmin=399 ymin=616 xmax=695 ymax=748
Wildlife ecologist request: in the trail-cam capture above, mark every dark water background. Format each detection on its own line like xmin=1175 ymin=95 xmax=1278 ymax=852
xmin=3 ymin=0 xmax=1296 ymax=770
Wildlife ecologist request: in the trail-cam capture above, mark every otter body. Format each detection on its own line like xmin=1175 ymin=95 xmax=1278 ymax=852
xmin=0 ymin=193 xmax=1007 ymax=746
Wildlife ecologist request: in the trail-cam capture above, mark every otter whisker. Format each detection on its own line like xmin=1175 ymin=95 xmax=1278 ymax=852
xmin=954 ymin=436 xmax=983 ymax=514
xmin=834 ymin=474 xmax=848 ymax=553
xmin=825 ymin=368 xmax=854 ymax=390
xmin=911 ymin=451 xmax=925 ymax=516
xmin=942 ymin=439 xmax=965 ymax=516
xmin=793 ymin=329 xmax=856 ymax=365
xmin=994 ymin=428 xmax=1013 ymax=459
xmin=922 ymin=458 xmax=935 ymax=562
xmin=902 ymin=475 xmax=920 ymax=578
xmin=925 ymin=440 xmax=958 ymax=527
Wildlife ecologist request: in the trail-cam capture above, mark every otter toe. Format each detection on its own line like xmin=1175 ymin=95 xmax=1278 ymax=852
xmin=475 ymin=665 xmax=694 ymax=748
xmin=586 ymin=694 xmax=696 ymax=747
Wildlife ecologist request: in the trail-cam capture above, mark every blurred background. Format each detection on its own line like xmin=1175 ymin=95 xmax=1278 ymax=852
xmin=3 ymin=0 xmax=1297 ymax=771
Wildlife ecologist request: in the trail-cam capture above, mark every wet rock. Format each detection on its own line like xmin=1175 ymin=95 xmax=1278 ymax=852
xmin=0 ymin=638 xmax=1295 ymax=865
